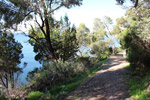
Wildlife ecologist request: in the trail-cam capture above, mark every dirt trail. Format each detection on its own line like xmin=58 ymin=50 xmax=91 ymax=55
xmin=66 ymin=53 xmax=131 ymax=100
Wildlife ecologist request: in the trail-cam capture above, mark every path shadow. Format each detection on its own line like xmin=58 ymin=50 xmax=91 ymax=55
xmin=67 ymin=54 xmax=130 ymax=100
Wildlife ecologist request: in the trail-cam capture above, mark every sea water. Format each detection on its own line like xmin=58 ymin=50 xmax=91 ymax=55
xmin=14 ymin=33 xmax=41 ymax=85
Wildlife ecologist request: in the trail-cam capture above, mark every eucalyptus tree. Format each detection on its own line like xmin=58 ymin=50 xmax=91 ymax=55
xmin=92 ymin=18 xmax=107 ymax=46
xmin=76 ymin=23 xmax=90 ymax=56
xmin=103 ymin=16 xmax=118 ymax=54
xmin=0 ymin=0 xmax=83 ymax=63
xmin=29 ymin=16 xmax=79 ymax=62
xmin=89 ymin=18 xmax=110 ymax=60
xmin=92 ymin=17 xmax=119 ymax=55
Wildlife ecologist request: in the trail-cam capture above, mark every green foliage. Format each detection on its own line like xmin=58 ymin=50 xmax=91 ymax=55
xmin=49 ymin=59 xmax=107 ymax=99
xmin=50 ymin=80 xmax=82 ymax=96
xmin=90 ymin=41 xmax=110 ymax=60
xmin=76 ymin=23 xmax=90 ymax=56
xmin=119 ymin=5 xmax=150 ymax=72
xmin=0 ymin=32 xmax=24 ymax=89
xmin=0 ymin=0 xmax=30 ymax=28
xmin=27 ymin=57 xmax=107 ymax=99
xmin=0 ymin=32 xmax=23 ymax=66
xmin=26 ymin=67 xmax=40 ymax=82
xmin=82 ymin=18 xmax=111 ymax=59
xmin=26 ymin=58 xmax=91 ymax=92
xmin=115 ymin=46 xmax=124 ymax=53
xmin=0 ymin=0 xmax=82 ymax=28
xmin=0 ymin=0 xmax=83 ymax=64
xmin=103 ymin=16 xmax=113 ymax=25
xmin=29 ymin=16 xmax=78 ymax=62
xmin=128 ymin=69 xmax=150 ymax=100
xmin=116 ymin=0 xmax=150 ymax=8
xmin=28 ymin=91 xmax=43 ymax=100
xmin=0 ymin=94 xmax=7 ymax=100
xmin=76 ymin=23 xmax=90 ymax=47
xmin=91 ymin=17 xmax=119 ymax=56
xmin=40 ymin=94 xmax=56 ymax=100
xmin=93 ymin=18 xmax=106 ymax=39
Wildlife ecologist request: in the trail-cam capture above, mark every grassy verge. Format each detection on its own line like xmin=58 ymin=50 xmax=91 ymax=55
xmin=49 ymin=59 xmax=107 ymax=99
xmin=127 ymin=66 xmax=150 ymax=100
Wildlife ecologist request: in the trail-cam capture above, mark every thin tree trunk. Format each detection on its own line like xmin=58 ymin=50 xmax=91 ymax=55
xmin=45 ymin=18 xmax=58 ymax=63
xmin=112 ymin=41 xmax=116 ymax=55
xmin=42 ymin=0 xmax=57 ymax=63
xmin=78 ymin=49 xmax=83 ymax=57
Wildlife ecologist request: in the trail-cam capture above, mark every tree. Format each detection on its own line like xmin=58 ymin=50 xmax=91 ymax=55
xmin=117 ymin=4 xmax=150 ymax=72
xmin=92 ymin=17 xmax=118 ymax=55
xmin=0 ymin=32 xmax=25 ymax=93
xmin=111 ymin=17 xmax=128 ymax=47
xmin=29 ymin=16 xmax=79 ymax=62
xmin=116 ymin=0 xmax=150 ymax=9
xmin=103 ymin=16 xmax=118 ymax=54
xmin=116 ymin=0 xmax=139 ymax=8
xmin=0 ymin=0 xmax=83 ymax=63
xmin=0 ymin=0 xmax=30 ymax=29
xmin=89 ymin=41 xmax=110 ymax=60
xmin=86 ymin=18 xmax=110 ymax=60
xmin=76 ymin=23 xmax=90 ymax=56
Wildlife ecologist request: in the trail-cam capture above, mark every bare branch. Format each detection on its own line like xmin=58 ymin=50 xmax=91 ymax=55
xmin=0 ymin=75 xmax=7 ymax=88
xmin=24 ymin=26 xmax=45 ymax=41
xmin=49 ymin=4 xmax=64 ymax=14
xmin=103 ymin=22 xmax=111 ymax=38
xmin=35 ymin=16 xmax=46 ymax=36
xmin=49 ymin=0 xmax=53 ymax=10
xmin=24 ymin=10 xmax=33 ymax=18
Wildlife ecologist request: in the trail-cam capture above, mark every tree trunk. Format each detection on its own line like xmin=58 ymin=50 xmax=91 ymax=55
xmin=45 ymin=18 xmax=58 ymax=63
xmin=112 ymin=42 xmax=116 ymax=55
xmin=78 ymin=49 xmax=83 ymax=57
xmin=41 ymin=0 xmax=58 ymax=63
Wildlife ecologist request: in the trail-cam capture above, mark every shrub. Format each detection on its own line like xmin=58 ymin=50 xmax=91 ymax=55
xmin=0 ymin=94 xmax=7 ymax=100
xmin=39 ymin=94 xmax=56 ymax=100
xmin=27 ymin=57 xmax=94 ymax=92
xmin=121 ymin=28 xmax=150 ymax=73
xmin=28 ymin=91 xmax=43 ymax=100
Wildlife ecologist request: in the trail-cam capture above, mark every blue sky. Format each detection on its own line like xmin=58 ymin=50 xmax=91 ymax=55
xmin=54 ymin=0 xmax=126 ymax=31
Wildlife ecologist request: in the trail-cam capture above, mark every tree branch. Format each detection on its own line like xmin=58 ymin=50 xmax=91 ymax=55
xmin=24 ymin=10 xmax=33 ymax=18
xmin=35 ymin=16 xmax=46 ymax=36
xmin=49 ymin=0 xmax=53 ymax=10
xmin=23 ymin=26 xmax=45 ymax=42
xmin=134 ymin=0 xmax=138 ymax=8
xmin=0 ymin=74 xmax=7 ymax=88
xmin=49 ymin=4 xmax=64 ymax=14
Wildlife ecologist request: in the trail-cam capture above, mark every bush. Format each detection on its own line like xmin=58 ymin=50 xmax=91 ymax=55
xmin=27 ymin=58 xmax=107 ymax=100
xmin=0 ymin=94 xmax=7 ymax=100
xmin=121 ymin=28 xmax=150 ymax=73
xmin=28 ymin=91 xmax=43 ymax=100
xmin=27 ymin=58 xmax=92 ymax=91
xmin=39 ymin=94 xmax=56 ymax=100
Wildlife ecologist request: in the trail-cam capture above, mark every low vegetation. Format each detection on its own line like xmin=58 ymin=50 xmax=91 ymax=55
xmin=28 ymin=91 xmax=43 ymax=100
xmin=127 ymin=66 xmax=150 ymax=100
xmin=26 ymin=58 xmax=107 ymax=100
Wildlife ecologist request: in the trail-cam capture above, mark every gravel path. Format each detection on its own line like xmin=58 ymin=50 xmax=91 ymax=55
xmin=66 ymin=53 xmax=131 ymax=100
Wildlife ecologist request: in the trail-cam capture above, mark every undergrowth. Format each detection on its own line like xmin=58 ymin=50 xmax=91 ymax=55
xmin=127 ymin=66 xmax=150 ymax=100
xmin=49 ymin=59 xmax=107 ymax=99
